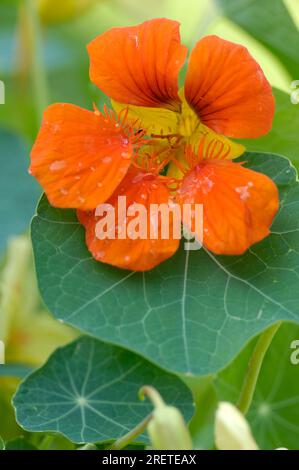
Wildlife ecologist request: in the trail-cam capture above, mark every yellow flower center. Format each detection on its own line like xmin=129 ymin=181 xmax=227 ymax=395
xmin=178 ymin=98 xmax=199 ymax=138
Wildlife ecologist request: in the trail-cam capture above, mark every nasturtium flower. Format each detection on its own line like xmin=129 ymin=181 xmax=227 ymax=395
xmin=30 ymin=18 xmax=279 ymax=271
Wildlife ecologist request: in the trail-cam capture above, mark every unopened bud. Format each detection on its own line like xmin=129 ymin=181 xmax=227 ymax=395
xmin=140 ymin=386 xmax=193 ymax=450
xmin=215 ymin=402 xmax=259 ymax=450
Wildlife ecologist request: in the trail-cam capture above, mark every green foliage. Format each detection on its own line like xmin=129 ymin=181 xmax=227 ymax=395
xmin=13 ymin=337 xmax=194 ymax=444
xmin=188 ymin=323 xmax=299 ymax=450
xmin=4 ymin=437 xmax=37 ymax=450
xmin=0 ymin=130 xmax=40 ymax=253
xmin=1 ymin=0 xmax=299 ymax=452
xmin=239 ymin=89 xmax=299 ymax=169
xmin=216 ymin=322 xmax=299 ymax=450
xmin=32 ymin=152 xmax=299 ymax=375
xmin=216 ymin=0 xmax=299 ymax=79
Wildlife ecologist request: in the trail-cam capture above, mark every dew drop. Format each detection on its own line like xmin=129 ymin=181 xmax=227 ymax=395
xmin=235 ymin=185 xmax=250 ymax=201
xmin=97 ymin=182 xmax=103 ymax=188
xmin=103 ymin=156 xmax=112 ymax=164
xmin=51 ymin=123 xmax=61 ymax=133
xmin=50 ymin=160 xmax=66 ymax=171
xmin=121 ymin=151 xmax=130 ymax=159
xmin=60 ymin=188 xmax=68 ymax=195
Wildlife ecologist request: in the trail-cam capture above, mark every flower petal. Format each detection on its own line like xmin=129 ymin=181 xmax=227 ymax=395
xmin=177 ymin=160 xmax=279 ymax=255
xmin=184 ymin=35 xmax=275 ymax=138
xmin=30 ymin=104 xmax=134 ymax=210
xmin=88 ymin=19 xmax=187 ymax=112
xmin=78 ymin=167 xmax=180 ymax=271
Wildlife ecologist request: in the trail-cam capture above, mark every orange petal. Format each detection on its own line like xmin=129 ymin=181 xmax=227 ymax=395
xmin=30 ymin=103 xmax=134 ymax=210
xmin=78 ymin=167 xmax=180 ymax=271
xmin=184 ymin=35 xmax=275 ymax=138
xmin=88 ymin=19 xmax=187 ymax=112
xmin=176 ymin=160 xmax=279 ymax=255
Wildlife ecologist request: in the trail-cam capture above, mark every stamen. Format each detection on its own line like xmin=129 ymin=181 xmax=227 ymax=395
xmin=185 ymin=135 xmax=232 ymax=168
xmin=150 ymin=133 xmax=183 ymax=150
xmin=171 ymin=157 xmax=188 ymax=175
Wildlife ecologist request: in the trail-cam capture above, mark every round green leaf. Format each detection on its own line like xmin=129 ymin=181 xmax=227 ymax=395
xmin=13 ymin=337 xmax=194 ymax=444
xmin=31 ymin=152 xmax=299 ymax=375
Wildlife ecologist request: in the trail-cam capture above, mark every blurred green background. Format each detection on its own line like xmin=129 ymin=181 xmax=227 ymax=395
xmin=0 ymin=0 xmax=298 ymax=449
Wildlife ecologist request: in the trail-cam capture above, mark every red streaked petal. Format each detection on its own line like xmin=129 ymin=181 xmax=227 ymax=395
xmin=78 ymin=167 xmax=180 ymax=271
xmin=176 ymin=160 xmax=279 ymax=255
xmin=185 ymin=35 xmax=275 ymax=138
xmin=30 ymin=103 xmax=135 ymax=210
xmin=88 ymin=18 xmax=187 ymax=112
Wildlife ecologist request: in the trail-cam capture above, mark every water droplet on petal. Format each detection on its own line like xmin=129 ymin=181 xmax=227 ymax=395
xmin=50 ymin=160 xmax=66 ymax=171
xmin=103 ymin=156 xmax=112 ymax=164
xmin=121 ymin=151 xmax=130 ymax=159
xmin=60 ymin=188 xmax=68 ymax=195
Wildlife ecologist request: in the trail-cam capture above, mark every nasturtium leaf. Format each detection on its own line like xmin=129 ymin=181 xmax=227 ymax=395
xmin=185 ymin=376 xmax=217 ymax=450
xmin=0 ymin=130 xmax=40 ymax=253
xmin=0 ymin=436 xmax=4 ymax=450
xmin=239 ymin=89 xmax=299 ymax=169
xmin=216 ymin=0 xmax=299 ymax=79
xmin=215 ymin=322 xmax=299 ymax=450
xmin=31 ymin=152 xmax=299 ymax=376
xmin=13 ymin=337 xmax=194 ymax=444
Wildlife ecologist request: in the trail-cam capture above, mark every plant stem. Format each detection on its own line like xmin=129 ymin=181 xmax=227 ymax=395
xmin=108 ymin=414 xmax=152 ymax=450
xmin=24 ymin=0 xmax=49 ymax=125
xmin=237 ymin=322 xmax=281 ymax=415
xmin=39 ymin=435 xmax=55 ymax=450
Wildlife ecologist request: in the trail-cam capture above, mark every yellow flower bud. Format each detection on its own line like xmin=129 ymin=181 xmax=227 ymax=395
xmin=38 ymin=0 xmax=97 ymax=24
xmin=140 ymin=386 xmax=193 ymax=450
xmin=215 ymin=402 xmax=259 ymax=450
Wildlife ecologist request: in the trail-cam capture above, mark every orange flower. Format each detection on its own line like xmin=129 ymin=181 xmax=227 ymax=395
xmin=30 ymin=18 xmax=279 ymax=271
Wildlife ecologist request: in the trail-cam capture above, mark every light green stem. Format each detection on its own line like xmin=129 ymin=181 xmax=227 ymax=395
xmin=108 ymin=414 xmax=152 ymax=450
xmin=237 ymin=322 xmax=281 ymax=415
xmin=24 ymin=0 xmax=48 ymax=124
xmin=39 ymin=435 xmax=55 ymax=450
